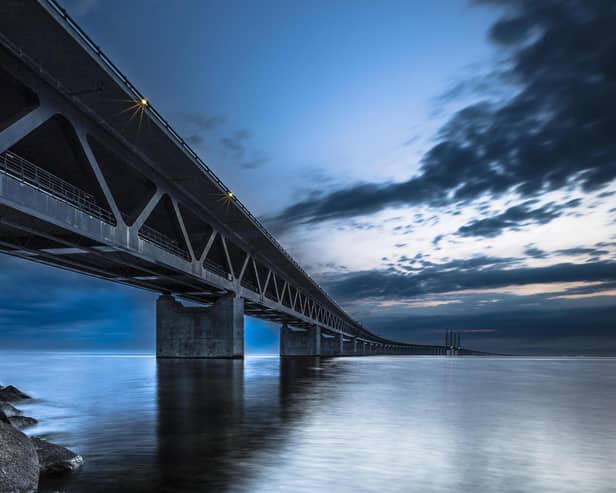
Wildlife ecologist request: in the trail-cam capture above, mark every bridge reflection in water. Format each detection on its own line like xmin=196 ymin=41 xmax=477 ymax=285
xmin=4 ymin=354 xmax=613 ymax=493
xmin=155 ymin=358 xmax=330 ymax=492
xmin=38 ymin=356 xmax=332 ymax=492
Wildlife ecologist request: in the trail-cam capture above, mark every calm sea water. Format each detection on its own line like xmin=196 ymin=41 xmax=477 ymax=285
xmin=0 ymin=353 xmax=615 ymax=492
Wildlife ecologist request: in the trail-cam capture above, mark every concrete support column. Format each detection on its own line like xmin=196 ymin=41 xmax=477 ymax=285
xmin=280 ymin=324 xmax=321 ymax=356
xmin=342 ymin=337 xmax=355 ymax=356
xmin=156 ymin=294 xmax=244 ymax=358
xmin=320 ymin=332 xmax=339 ymax=356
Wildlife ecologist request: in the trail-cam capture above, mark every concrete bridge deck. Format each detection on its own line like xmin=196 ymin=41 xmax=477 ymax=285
xmin=0 ymin=1 xmax=470 ymax=357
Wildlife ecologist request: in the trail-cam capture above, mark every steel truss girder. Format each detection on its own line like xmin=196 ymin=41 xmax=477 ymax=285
xmin=0 ymin=25 xmax=417 ymax=348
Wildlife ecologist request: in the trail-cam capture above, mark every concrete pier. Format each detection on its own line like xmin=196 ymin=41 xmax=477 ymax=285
xmin=280 ymin=324 xmax=321 ymax=356
xmin=342 ymin=337 xmax=355 ymax=355
xmin=156 ymin=294 xmax=244 ymax=358
xmin=320 ymin=332 xmax=341 ymax=356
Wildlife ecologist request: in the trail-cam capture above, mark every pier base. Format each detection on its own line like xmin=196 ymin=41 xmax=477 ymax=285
xmin=280 ymin=324 xmax=321 ymax=356
xmin=342 ymin=337 xmax=355 ymax=355
xmin=156 ymin=294 xmax=244 ymax=358
xmin=320 ymin=332 xmax=341 ymax=356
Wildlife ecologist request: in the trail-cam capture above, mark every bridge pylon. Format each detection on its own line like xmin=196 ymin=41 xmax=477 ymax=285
xmin=280 ymin=323 xmax=321 ymax=357
xmin=156 ymin=294 xmax=244 ymax=358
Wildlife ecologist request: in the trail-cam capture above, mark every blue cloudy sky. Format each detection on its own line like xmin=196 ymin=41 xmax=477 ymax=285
xmin=1 ymin=0 xmax=615 ymax=354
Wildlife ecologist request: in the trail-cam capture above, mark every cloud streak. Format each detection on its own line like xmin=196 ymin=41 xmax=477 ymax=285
xmin=321 ymin=258 xmax=616 ymax=302
xmin=456 ymin=198 xmax=581 ymax=238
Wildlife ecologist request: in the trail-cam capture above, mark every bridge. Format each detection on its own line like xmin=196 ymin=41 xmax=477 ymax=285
xmin=0 ymin=1 xmax=468 ymax=358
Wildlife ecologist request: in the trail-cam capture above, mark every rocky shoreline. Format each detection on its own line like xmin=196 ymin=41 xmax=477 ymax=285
xmin=0 ymin=384 xmax=83 ymax=493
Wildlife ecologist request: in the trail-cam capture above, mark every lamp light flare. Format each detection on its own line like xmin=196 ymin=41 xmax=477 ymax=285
xmin=140 ymin=98 xmax=148 ymax=107
xmin=227 ymin=192 xmax=234 ymax=199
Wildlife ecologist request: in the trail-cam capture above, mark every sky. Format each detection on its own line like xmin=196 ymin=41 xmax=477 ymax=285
xmin=1 ymin=0 xmax=615 ymax=355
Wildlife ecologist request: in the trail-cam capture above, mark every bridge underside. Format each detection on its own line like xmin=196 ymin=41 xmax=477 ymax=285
xmin=0 ymin=1 xmax=458 ymax=358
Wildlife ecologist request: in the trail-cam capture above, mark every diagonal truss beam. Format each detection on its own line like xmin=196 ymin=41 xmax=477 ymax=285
xmin=0 ymin=107 xmax=55 ymax=155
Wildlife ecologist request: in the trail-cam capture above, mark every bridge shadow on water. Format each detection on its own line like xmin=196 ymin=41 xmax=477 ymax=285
xmin=155 ymin=357 xmax=333 ymax=492
xmin=40 ymin=356 xmax=339 ymax=493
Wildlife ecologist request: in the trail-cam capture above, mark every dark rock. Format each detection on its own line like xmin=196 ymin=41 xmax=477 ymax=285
xmin=0 ymin=421 xmax=39 ymax=492
xmin=0 ymin=410 xmax=8 ymax=424
xmin=31 ymin=437 xmax=83 ymax=475
xmin=0 ymin=386 xmax=31 ymax=402
xmin=8 ymin=416 xmax=38 ymax=430
xmin=0 ymin=401 xmax=21 ymax=418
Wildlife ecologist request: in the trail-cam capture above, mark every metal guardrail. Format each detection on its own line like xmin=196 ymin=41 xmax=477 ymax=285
xmin=0 ymin=150 xmax=116 ymax=224
xmin=43 ymin=0 xmax=368 ymax=334
xmin=0 ymin=151 xmax=193 ymax=261
xmin=138 ymin=224 xmax=191 ymax=261
xmin=203 ymin=259 xmax=232 ymax=280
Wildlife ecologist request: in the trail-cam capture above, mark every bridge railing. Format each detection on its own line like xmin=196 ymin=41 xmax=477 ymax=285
xmin=203 ymin=259 xmax=232 ymax=280
xmin=138 ymin=224 xmax=192 ymax=261
xmin=0 ymin=150 xmax=116 ymax=225
xmin=0 ymin=151 xmax=195 ymax=262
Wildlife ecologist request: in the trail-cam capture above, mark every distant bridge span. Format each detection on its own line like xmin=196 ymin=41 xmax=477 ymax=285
xmin=0 ymin=1 xmax=458 ymax=357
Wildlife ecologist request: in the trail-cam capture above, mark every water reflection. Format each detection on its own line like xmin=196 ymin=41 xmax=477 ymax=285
xmin=34 ymin=356 xmax=330 ymax=492
xmin=0 ymin=354 xmax=614 ymax=492
xmin=155 ymin=357 xmax=333 ymax=492
xmin=156 ymin=359 xmax=244 ymax=491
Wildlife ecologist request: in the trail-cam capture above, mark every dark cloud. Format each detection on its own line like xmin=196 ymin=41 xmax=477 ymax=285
xmin=185 ymin=134 xmax=205 ymax=146
xmin=334 ymin=219 xmax=378 ymax=232
xmin=177 ymin=113 xmax=268 ymax=169
xmin=241 ymin=155 xmax=269 ymax=170
xmin=433 ymin=63 xmax=508 ymax=110
xmin=432 ymin=234 xmax=444 ymax=248
xmin=220 ymin=129 xmax=251 ymax=154
xmin=524 ymin=244 xmax=612 ymax=260
xmin=524 ymin=244 xmax=548 ymax=259
xmin=320 ymin=258 xmax=616 ymax=301
xmin=319 ymin=253 xmax=616 ymax=353
xmin=219 ymin=130 xmax=269 ymax=170
xmin=179 ymin=111 xmax=226 ymax=146
xmin=268 ymin=0 xmax=616 ymax=229
xmin=555 ymin=247 xmax=609 ymax=257
xmin=456 ymin=198 xmax=581 ymax=238
xmin=181 ymin=112 xmax=227 ymax=130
